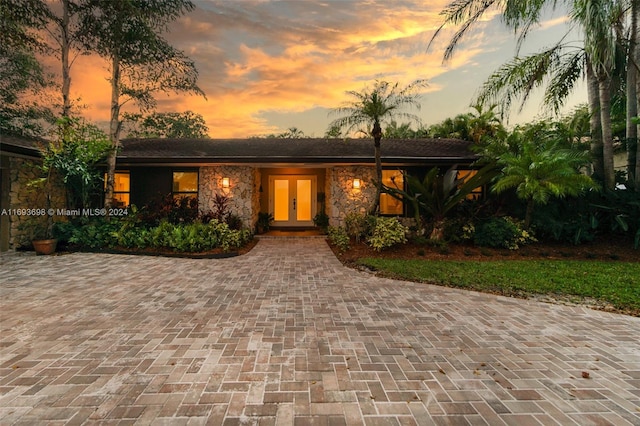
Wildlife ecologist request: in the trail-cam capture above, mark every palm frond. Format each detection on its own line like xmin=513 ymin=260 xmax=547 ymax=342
xmin=476 ymin=44 xmax=569 ymax=113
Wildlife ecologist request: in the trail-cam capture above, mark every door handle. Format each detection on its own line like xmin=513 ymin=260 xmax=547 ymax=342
xmin=293 ymin=198 xmax=296 ymax=210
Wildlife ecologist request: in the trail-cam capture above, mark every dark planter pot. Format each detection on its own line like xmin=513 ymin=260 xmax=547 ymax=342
xmin=32 ymin=239 xmax=58 ymax=255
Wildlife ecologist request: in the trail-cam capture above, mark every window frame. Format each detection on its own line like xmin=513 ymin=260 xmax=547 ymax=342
xmin=379 ymin=168 xmax=405 ymax=216
xmin=456 ymin=168 xmax=484 ymax=200
xmin=172 ymin=169 xmax=199 ymax=200
xmin=105 ymin=170 xmax=130 ymax=207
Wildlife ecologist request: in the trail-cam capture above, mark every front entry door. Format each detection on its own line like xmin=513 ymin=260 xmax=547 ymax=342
xmin=269 ymin=175 xmax=316 ymax=227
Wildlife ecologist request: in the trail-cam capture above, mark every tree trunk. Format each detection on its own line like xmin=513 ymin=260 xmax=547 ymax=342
xmin=524 ymin=198 xmax=535 ymax=230
xmin=598 ymin=75 xmax=616 ymax=191
xmin=104 ymin=55 xmax=121 ymax=209
xmin=634 ymin=0 xmax=640 ymax=190
xmin=586 ymin=60 xmax=604 ymax=180
xmin=370 ymin=120 xmax=383 ymax=215
xmin=628 ymin=0 xmax=639 ymax=184
xmin=61 ymin=0 xmax=71 ymax=118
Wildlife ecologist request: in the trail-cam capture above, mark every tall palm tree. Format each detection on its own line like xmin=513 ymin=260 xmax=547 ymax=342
xmin=431 ymin=0 xmax=630 ymax=190
xmin=328 ymin=79 xmax=428 ymax=214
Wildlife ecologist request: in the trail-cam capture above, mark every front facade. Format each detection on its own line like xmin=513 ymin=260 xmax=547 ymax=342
xmin=115 ymin=137 xmax=479 ymax=230
xmin=1 ymin=136 xmax=477 ymax=250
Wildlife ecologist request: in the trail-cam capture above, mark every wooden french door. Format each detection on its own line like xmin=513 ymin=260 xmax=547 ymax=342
xmin=269 ymin=175 xmax=316 ymax=227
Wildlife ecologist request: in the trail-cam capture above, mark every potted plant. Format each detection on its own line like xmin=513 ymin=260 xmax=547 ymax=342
xmin=19 ymin=216 xmax=58 ymax=255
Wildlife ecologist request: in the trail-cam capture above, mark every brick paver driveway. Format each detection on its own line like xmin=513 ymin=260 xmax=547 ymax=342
xmin=1 ymin=238 xmax=639 ymax=425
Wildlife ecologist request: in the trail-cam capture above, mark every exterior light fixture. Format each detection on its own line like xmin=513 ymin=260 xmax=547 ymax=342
xmin=353 ymin=178 xmax=361 ymax=189
xmin=222 ymin=177 xmax=230 ymax=188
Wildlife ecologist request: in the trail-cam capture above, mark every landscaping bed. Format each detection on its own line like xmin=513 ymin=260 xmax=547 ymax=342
xmin=58 ymin=238 xmax=258 ymax=259
xmin=334 ymin=234 xmax=640 ymax=263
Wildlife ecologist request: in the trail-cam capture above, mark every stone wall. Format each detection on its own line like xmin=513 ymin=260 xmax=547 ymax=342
xmin=8 ymin=157 xmax=67 ymax=248
xmin=199 ymin=166 xmax=258 ymax=229
xmin=327 ymin=166 xmax=376 ymax=226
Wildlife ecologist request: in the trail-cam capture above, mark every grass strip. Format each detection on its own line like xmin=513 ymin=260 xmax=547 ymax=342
xmin=358 ymin=258 xmax=640 ymax=314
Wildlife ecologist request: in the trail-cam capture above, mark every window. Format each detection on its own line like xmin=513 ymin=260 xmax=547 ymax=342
xmin=380 ymin=170 xmax=404 ymax=215
xmin=105 ymin=171 xmax=130 ymax=207
xmin=173 ymin=171 xmax=198 ymax=199
xmin=456 ymin=169 xmax=483 ymax=200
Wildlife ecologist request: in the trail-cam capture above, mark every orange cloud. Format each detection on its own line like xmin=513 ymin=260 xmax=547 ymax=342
xmin=40 ymin=1 xmax=561 ymax=139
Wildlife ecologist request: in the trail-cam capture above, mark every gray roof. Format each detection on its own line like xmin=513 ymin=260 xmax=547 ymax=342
xmin=0 ymin=135 xmax=43 ymax=157
xmin=118 ymin=137 xmax=477 ymax=166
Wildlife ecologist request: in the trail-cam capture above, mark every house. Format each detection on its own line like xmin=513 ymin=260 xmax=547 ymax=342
xmin=116 ymin=137 xmax=478 ymax=229
xmin=1 ymin=136 xmax=478 ymax=250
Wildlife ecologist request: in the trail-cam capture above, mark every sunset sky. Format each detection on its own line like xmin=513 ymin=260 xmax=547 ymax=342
xmin=61 ymin=0 xmax=586 ymax=138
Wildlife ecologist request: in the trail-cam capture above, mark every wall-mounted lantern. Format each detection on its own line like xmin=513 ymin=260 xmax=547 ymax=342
xmin=352 ymin=178 xmax=361 ymax=189
xmin=222 ymin=177 xmax=230 ymax=188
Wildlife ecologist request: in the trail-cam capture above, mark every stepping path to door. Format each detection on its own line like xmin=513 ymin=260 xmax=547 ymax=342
xmin=1 ymin=237 xmax=639 ymax=425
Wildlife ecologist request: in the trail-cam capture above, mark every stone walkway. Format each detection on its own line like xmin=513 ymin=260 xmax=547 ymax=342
xmin=1 ymin=238 xmax=639 ymax=425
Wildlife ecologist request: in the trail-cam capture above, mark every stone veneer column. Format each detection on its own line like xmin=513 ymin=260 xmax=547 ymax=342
xmin=199 ymin=166 xmax=258 ymax=229
xmin=328 ymin=166 xmax=376 ymax=226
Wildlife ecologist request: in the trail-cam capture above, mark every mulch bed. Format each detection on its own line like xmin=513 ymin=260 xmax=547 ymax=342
xmin=55 ymin=239 xmax=259 ymax=259
xmin=332 ymin=234 xmax=640 ymax=264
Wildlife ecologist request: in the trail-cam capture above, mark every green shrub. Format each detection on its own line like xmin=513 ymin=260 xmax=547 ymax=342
xmin=474 ymin=216 xmax=536 ymax=250
xmin=367 ymin=217 xmax=408 ymax=251
xmin=442 ymin=217 xmax=476 ymax=242
xmin=344 ymin=212 xmax=375 ymax=242
xmin=68 ymin=217 xmax=252 ymax=253
xmin=52 ymin=221 xmax=76 ymax=243
xmin=68 ymin=217 xmax=120 ymax=248
xmin=313 ymin=212 xmax=330 ymax=229
xmin=327 ymin=226 xmax=350 ymax=253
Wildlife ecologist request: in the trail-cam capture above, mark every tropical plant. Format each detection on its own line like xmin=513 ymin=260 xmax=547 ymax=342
xmin=328 ymin=79 xmax=428 ymax=213
xmin=430 ymin=0 xmax=634 ymax=190
xmin=256 ymin=212 xmax=274 ymax=233
xmin=382 ymin=163 xmax=500 ymax=240
xmin=428 ymin=104 xmax=505 ymax=144
xmin=492 ymin=137 xmax=598 ymax=228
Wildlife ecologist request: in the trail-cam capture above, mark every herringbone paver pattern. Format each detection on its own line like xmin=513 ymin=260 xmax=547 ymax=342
xmin=1 ymin=238 xmax=639 ymax=425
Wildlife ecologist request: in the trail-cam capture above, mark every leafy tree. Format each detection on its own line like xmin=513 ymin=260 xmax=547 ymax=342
xmin=44 ymin=0 xmax=85 ymax=118
xmin=428 ymin=114 xmax=473 ymax=141
xmin=45 ymin=117 xmax=111 ymax=209
xmin=76 ymin=0 xmax=205 ymax=208
xmin=328 ymin=79 xmax=428 ymax=214
xmin=0 ymin=0 xmax=54 ymax=136
xmin=492 ymin=135 xmax=597 ymax=228
xmin=429 ymin=104 xmax=505 ymax=143
xmin=125 ymin=111 xmax=209 ymax=138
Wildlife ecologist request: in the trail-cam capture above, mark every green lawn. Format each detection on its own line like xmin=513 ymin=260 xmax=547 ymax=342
xmin=358 ymin=258 xmax=640 ymax=315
